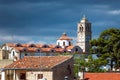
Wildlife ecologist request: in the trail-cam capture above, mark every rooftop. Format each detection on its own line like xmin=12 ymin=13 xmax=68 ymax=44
xmin=4 ymin=56 xmax=73 ymax=70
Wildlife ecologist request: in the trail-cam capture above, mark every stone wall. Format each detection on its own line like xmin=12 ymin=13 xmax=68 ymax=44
xmin=53 ymin=56 xmax=74 ymax=80
xmin=27 ymin=71 xmax=53 ymax=80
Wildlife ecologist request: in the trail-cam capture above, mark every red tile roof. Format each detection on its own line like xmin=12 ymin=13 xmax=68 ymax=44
xmin=54 ymin=48 xmax=66 ymax=53
xmin=26 ymin=47 xmax=40 ymax=52
xmin=35 ymin=44 xmax=45 ymax=48
xmin=84 ymin=73 xmax=120 ymax=80
xmin=48 ymin=44 xmax=57 ymax=48
xmin=14 ymin=47 xmax=26 ymax=52
xmin=58 ymin=32 xmax=72 ymax=40
xmin=4 ymin=43 xmax=76 ymax=53
xmin=40 ymin=48 xmax=53 ymax=52
xmin=21 ymin=44 xmax=30 ymax=47
xmin=66 ymin=46 xmax=74 ymax=50
xmin=4 ymin=56 xmax=73 ymax=70
xmin=6 ymin=43 xmax=16 ymax=47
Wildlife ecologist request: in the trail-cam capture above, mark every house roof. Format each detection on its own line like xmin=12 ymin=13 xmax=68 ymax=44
xmin=40 ymin=48 xmax=53 ymax=52
xmin=26 ymin=47 xmax=40 ymax=52
xmin=2 ymin=42 xmax=78 ymax=53
xmin=4 ymin=56 xmax=73 ymax=70
xmin=84 ymin=73 xmax=120 ymax=80
xmin=14 ymin=47 xmax=26 ymax=52
xmin=54 ymin=48 xmax=66 ymax=53
xmin=6 ymin=43 xmax=16 ymax=47
xmin=66 ymin=46 xmax=74 ymax=51
xmin=58 ymin=32 xmax=72 ymax=40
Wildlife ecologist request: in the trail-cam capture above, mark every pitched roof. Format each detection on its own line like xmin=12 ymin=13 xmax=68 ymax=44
xmin=40 ymin=48 xmax=53 ymax=52
xmin=35 ymin=44 xmax=46 ymax=48
xmin=66 ymin=46 xmax=74 ymax=51
xmin=58 ymin=32 xmax=72 ymax=40
xmin=6 ymin=43 xmax=16 ymax=47
xmin=14 ymin=47 xmax=26 ymax=52
xmin=26 ymin=47 xmax=40 ymax=52
xmin=54 ymin=48 xmax=66 ymax=53
xmin=21 ymin=44 xmax=31 ymax=47
xmin=84 ymin=73 xmax=120 ymax=80
xmin=4 ymin=56 xmax=73 ymax=70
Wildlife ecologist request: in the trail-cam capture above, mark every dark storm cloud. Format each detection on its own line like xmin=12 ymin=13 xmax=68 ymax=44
xmin=0 ymin=0 xmax=120 ymax=43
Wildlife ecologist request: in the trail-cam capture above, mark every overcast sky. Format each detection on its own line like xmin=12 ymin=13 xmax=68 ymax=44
xmin=0 ymin=0 xmax=120 ymax=44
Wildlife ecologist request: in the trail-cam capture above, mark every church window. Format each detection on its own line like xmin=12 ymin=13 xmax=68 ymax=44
xmin=25 ymin=53 xmax=27 ymax=56
xmin=43 ymin=45 xmax=48 ymax=48
xmin=75 ymin=48 xmax=78 ymax=52
xmin=69 ymin=41 xmax=71 ymax=46
xmin=13 ymin=51 xmax=15 ymax=56
xmin=63 ymin=42 xmax=65 ymax=46
xmin=82 ymin=27 xmax=83 ymax=31
xmin=16 ymin=43 xmax=21 ymax=47
xmin=51 ymin=50 xmax=54 ymax=52
xmin=79 ymin=27 xmax=81 ymax=31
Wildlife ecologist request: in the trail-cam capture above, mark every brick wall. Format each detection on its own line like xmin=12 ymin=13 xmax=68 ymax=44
xmin=84 ymin=72 xmax=120 ymax=80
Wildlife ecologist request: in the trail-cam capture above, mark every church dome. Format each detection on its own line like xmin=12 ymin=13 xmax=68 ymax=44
xmin=58 ymin=32 xmax=72 ymax=40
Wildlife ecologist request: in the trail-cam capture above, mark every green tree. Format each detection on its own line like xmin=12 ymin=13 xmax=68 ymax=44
xmin=90 ymin=28 xmax=120 ymax=71
xmin=74 ymin=54 xmax=107 ymax=75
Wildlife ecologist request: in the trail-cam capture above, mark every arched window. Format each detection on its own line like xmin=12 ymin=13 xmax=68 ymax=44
xmin=75 ymin=48 xmax=78 ymax=52
xmin=13 ymin=51 xmax=15 ymax=56
xmin=63 ymin=42 xmax=65 ymax=46
xmin=82 ymin=27 xmax=83 ymax=31
xmin=79 ymin=27 xmax=81 ymax=31
xmin=25 ymin=53 xmax=27 ymax=56
xmin=16 ymin=43 xmax=21 ymax=47
xmin=43 ymin=45 xmax=49 ymax=48
xmin=51 ymin=50 xmax=54 ymax=52
xmin=69 ymin=41 xmax=71 ymax=46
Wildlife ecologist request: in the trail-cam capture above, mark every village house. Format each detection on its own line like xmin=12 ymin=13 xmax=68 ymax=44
xmin=0 ymin=32 xmax=82 ymax=61
xmin=0 ymin=16 xmax=92 ymax=80
xmin=1 ymin=56 xmax=74 ymax=80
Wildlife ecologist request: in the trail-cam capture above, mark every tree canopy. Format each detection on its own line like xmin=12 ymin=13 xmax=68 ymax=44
xmin=90 ymin=28 xmax=120 ymax=71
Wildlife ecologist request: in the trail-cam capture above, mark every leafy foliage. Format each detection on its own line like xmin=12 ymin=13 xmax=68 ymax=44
xmin=90 ymin=28 xmax=120 ymax=71
xmin=74 ymin=54 xmax=107 ymax=75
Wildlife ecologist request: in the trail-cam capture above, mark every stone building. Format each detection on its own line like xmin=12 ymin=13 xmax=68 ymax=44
xmin=77 ymin=16 xmax=92 ymax=53
xmin=0 ymin=33 xmax=82 ymax=61
xmin=1 ymin=56 xmax=74 ymax=80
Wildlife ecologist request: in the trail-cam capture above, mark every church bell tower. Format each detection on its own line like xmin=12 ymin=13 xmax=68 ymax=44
xmin=77 ymin=16 xmax=92 ymax=53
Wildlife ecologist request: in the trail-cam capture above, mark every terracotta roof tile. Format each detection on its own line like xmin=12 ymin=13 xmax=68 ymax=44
xmin=4 ymin=56 xmax=73 ymax=70
xmin=21 ymin=44 xmax=30 ymax=47
xmin=48 ymin=44 xmax=57 ymax=48
xmin=14 ymin=47 xmax=27 ymax=52
xmin=6 ymin=43 xmax=16 ymax=47
xmin=66 ymin=46 xmax=74 ymax=50
xmin=34 ymin=44 xmax=45 ymax=48
xmin=40 ymin=48 xmax=53 ymax=52
xmin=85 ymin=73 xmax=120 ymax=80
xmin=26 ymin=47 xmax=40 ymax=52
xmin=54 ymin=48 xmax=66 ymax=53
